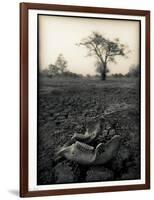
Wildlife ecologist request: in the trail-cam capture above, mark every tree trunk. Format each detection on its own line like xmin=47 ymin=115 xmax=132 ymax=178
xmin=101 ymin=63 xmax=106 ymax=81
xmin=101 ymin=71 xmax=106 ymax=80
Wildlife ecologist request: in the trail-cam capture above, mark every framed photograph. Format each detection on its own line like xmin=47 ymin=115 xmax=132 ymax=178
xmin=20 ymin=3 xmax=150 ymax=197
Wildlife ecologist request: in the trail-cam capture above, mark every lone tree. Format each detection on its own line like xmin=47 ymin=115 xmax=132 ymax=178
xmin=55 ymin=53 xmax=68 ymax=73
xmin=78 ymin=32 xmax=129 ymax=80
xmin=47 ymin=54 xmax=68 ymax=77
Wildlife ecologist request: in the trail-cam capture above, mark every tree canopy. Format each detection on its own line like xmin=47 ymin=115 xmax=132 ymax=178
xmin=78 ymin=32 xmax=129 ymax=80
xmin=55 ymin=54 xmax=68 ymax=73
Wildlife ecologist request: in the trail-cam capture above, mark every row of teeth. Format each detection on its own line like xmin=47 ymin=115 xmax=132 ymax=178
xmin=97 ymin=144 xmax=105 ymax=154
xmin=76 ymin=142 xmax=94 ymax=153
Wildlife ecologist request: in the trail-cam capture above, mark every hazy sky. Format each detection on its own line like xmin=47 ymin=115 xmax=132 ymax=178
xmin=39 ymin=15 xmax=140 ymax=75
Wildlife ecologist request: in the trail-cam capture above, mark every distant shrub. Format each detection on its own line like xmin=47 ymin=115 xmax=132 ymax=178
xmin=112 ymin=73 xmax=124 ymax=78
xmin=62 ymin=71 xmax=83 ymax=78
xmin=39 ymin=69 xmax=83 ymax=79
xmin=126 ymin=65 xmax=140 ymax=77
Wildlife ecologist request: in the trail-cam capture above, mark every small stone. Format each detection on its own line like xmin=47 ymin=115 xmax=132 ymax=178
xmin=86 ymin=166 xmax=114 ymax=182
xmin=102 ymin=130 xmax=108 ymax=136
xmin=121 ymin=167 xmax=140 ymax=180
xmin=37 ymin=169 xmax=54 ymax=185
xmin=118 ymin=146 xmax=131 ymax=161
xmin=57 ymin=116 xmax=66 ymax=120
xmin=108 ymin=156 xmax=123 ymax=172
xmin=108 ymin=129 xmax=116 ymax=136
xmin=107 ymin=146 xmax=131 ymax=172
xmin=54 ymin=161 xmax=75 ymax=183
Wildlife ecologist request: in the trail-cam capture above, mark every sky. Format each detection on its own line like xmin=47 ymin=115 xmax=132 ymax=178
xmin=39 ymin=15 xmax=140 ymax=75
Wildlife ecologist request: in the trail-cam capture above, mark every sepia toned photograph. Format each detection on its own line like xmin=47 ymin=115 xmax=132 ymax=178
xmin=37 ymin=14 xmax=141 ymax=185
xmin=20 ymin=3 xmax=150 ymax=197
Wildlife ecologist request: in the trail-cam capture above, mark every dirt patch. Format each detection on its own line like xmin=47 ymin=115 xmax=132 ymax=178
xmin=37 ymin=78 xmax=140 ymax=185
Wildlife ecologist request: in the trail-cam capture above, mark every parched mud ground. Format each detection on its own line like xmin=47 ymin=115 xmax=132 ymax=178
xmin=37 ymin=77 xmax=140 ymax=185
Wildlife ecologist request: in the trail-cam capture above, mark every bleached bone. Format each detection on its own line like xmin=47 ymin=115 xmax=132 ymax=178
xmin=55 ymin=135 xmax=121 ymax=165
xmin=70 ymin=118 xmax=104 ymax=144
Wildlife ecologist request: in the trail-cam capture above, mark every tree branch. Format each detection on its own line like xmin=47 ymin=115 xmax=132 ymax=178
xmin=108 ymin=52 xmax=124 ymax=56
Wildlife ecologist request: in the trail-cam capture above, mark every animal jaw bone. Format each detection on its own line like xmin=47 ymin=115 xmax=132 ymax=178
xmin=70 ymin=119 xmax=103 ymax=144
xmin=55 ymin=135 xmax=121 ymax=165
xmin=55 ymin=141 xmax=95 ymax=165
xmin=94 ymin=135 xmax=121 ymax=164
xmin=62 ymin=117 xmax=105 ymax=148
